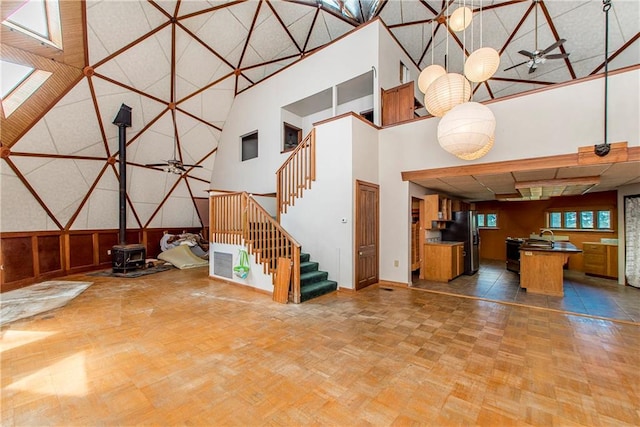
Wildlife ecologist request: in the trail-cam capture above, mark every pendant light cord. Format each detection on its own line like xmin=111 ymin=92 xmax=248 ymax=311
xmin=595 ymin=0 xmax=612 ymax=157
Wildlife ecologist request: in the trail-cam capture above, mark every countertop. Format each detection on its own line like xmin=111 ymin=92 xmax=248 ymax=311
xmin=424 ymin=241 xmax=464 ymax=246
xmin=520 ymin=241 xmax=582 ymax=253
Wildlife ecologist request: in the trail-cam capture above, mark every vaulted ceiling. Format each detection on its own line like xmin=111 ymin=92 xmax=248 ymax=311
xmin=1 ymin=0 xmax=639 ymax=232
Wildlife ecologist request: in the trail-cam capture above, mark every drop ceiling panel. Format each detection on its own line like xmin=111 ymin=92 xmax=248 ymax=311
xmin=476 ymin=173 xmax=516 ymax=193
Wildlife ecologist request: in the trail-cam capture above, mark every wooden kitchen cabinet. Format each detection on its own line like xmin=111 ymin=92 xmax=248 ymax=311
xmin=423 ymin=194 xmax=452 ymax=230
xmin=583 ymin=242 xmax=618 ymax=279
xmin=423 ymin=242 xmax=464 ymax=282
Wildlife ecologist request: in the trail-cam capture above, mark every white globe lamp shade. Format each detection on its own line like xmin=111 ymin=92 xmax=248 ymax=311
xmin=449 ymin=6 xmax=473 ymax=32
xmin=465 ymin=47 xmax=501 ymax=82
xmin=424 ymin=73 xmax=472 ymax=117
xmin=418 ymin=64 xmax=446 ymax=94
xmin=437 ymin=102 xmax=496 ymax=160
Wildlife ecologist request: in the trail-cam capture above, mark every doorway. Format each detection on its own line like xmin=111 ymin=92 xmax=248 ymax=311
xmin=355 ymin=180 xmax=379 ymax=290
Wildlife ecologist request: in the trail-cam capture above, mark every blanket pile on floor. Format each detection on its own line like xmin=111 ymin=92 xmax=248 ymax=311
xmin=0 ymin=281 xmax=93 ymax=326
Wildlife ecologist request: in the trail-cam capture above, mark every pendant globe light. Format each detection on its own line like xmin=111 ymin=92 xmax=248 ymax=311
xmin=418 ymin=22 xmax=446 ymax=94
xmin=424 ymin=72 xmax=471 ymax=117
xmin=449 ymin=6 xmax=472 ymax=32
xmin=464 ymin=0 xmax=500 ymax=82
xmin=437 ymin=102 xmax=496 ymax=160
xmin=419 ymin=64 xmax=447 ymax=94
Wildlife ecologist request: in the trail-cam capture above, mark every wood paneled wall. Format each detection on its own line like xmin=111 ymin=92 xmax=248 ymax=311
xmin=476 ymin=191 xmax=618 ymax=271
xmin=0 ymin=227 xmax=202 ymax=292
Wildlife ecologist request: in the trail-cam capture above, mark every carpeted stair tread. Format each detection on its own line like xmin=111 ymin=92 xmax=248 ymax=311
xmin=300 ymin=253 xmax=311 ymax=263
xmin=300 ymin=261 xmax=319 ymax=274
xmin=300 ymin=270 xmax=328 ymax=286
xmin=300 ymin=280 xmax=338 ymax=302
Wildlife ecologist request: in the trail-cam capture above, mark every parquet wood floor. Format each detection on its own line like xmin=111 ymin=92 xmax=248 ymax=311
xmin=2 ymin=266 xmax=639 ymax=426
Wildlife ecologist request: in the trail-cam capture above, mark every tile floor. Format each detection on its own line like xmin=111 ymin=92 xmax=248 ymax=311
xmin=411 ymin=259 xmax=640 ymax=323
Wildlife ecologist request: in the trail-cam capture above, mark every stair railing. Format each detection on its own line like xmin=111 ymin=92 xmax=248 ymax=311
xmin=276 ymin=128 xmax=316 ymax=222
xmin=210 ymin=191 xmax=302 ymax=302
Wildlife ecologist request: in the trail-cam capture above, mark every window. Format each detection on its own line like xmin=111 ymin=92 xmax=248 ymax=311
xmin=564 ymin=211 xmax=577 ymax=228
xmin=241 ymin=131 xmax=258 ymax=161
xmin=547 ymin=209 xmax=613 ymax=230
xmin=283 ymin=123 xmax=301 ymax=153
xmin=477 ymin=212 xmax=498 ymax=228
xmin=400 ymin=61 xmax=410 ymax=84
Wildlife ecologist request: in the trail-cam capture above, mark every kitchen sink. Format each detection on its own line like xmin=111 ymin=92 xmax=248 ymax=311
xmin=523 ymin=238 xmax=555 ymax=249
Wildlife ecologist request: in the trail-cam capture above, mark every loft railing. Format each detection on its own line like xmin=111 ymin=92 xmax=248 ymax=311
xmin=210 ymin=191 xmax=302 ymax=303
xmin=276 ymin=128 xmax=316 ymax=222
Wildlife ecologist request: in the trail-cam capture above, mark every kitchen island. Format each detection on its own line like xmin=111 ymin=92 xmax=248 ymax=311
xmin=519 ymin=241 xmax=581 ymax=297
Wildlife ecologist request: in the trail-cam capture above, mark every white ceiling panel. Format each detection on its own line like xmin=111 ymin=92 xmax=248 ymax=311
xmin=3 ymin=0 xmax=638 ymax=232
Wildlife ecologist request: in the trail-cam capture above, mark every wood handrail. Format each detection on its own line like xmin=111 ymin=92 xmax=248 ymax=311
xmin=276 ymin=129 xmax=316 ymax=222
xmin=210 ymin=191 xmax=301 ymax=303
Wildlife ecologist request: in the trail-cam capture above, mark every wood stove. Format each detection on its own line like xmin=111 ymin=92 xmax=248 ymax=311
xmin=112 ymin=244 xmax=146 ymax=273
xmin=110 ymin=104 xmax=146 ymax=274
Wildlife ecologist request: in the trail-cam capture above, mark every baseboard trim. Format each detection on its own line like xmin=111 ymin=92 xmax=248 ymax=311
xmin=378 ymin=280 xmax=409 ymax=288
xmin=208 ymin=275 xmax=272 ymax=296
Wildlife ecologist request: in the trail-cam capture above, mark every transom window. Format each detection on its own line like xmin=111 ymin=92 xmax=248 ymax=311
xmin=547 ymin=209 xmax=612 ymax=230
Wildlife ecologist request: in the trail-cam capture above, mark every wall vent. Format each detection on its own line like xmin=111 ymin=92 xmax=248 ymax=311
xmin=213 ymin=252 xmax=233 ymax=278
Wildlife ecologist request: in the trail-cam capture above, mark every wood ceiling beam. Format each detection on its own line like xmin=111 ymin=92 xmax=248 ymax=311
xmin=539 ymin=0 xmax=576 ymax=79
xmin=266 ymin=0 xmax=303 ymax=53
xmin=402 ymin=142 xmax=636 ymax=182
xmin=590 ymin=32 xmax=640 ymax=75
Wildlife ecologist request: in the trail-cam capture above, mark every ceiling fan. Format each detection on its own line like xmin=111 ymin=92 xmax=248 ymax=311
xmin=145 ymin=131 xmax=202 ymax=174
xmin=504 ymin=1 xmax=570 ymax=74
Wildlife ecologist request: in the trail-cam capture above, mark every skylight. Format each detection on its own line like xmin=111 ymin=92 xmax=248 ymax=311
xmin=5 ymin=0 xmax=49 ymax=38
xmin=1 ymin=0 xmax=62 ymax=49
xmin=1 ymin=60 xmax=34 ymax=98
xmin=321 ymin=0 xmax=382 ymax=23
xmin=1 ymin=60 xmax=52 ymax=118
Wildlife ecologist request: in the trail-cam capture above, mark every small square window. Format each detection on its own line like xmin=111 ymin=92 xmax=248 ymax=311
xmin=283 ymin=123 xmax=301 ymax=153
xmin=549 ymin=212 xmax=562 ymax=228
xmin=241 ymin=131 xmax=258 ymax=161
xmin=597 ymin=210 xmax=611 ymax=229
xmin=477 ymin=214 xmax=485 ymax=227
xmin=487 ymin=213 xmax=497 ymax=227
xmin=580 ymin=211 xmax=594 ymax=229
xmin=564 ymin=211 xmax=577 ymax=228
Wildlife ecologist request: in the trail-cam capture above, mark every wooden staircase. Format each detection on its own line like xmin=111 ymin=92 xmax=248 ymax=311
xmin=299 ymin=252 xmax=337 ymax=302
xmin=210 ymin=129 xmax=337 ymax=303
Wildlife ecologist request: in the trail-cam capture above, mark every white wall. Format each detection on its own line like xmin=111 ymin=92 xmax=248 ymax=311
xmin=377 ymin=69 xmax=640 ymax=285
xmin=209 ymin=243 xmax=274 ymax=293
xmin=279 ymin=118 xmax=354 ymax=288
xmin=377 ymin=23 xmax=423 ymax=114
xmin=211 ymin=22 xmax=383 ymax=194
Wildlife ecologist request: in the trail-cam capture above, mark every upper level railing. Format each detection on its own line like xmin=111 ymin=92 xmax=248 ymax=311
xmin=210 ymin=191 xmax=302 ymax=302
xmin=275 ymin=129 xmax=316 ymax=222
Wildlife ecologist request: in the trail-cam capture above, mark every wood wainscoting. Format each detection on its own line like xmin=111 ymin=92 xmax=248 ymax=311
xmin=0 ymin=227 xmax=202 ymax=292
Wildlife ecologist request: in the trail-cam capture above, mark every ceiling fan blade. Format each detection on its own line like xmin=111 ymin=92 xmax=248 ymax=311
xmin=503 ymin=61 xmax=528 ymax=71
xmin=528 ymin=65 xmax=537 ymax=74
xmin=181 ymin=164 xmax=203 ymax=168
xmin=544 ymin=53 xmax=570 ymax=60
xmin=540 ymin=38 xmax=566 ymax=55
xmin=518 ymin=50 xmax=535 ymax=58
xmin=145 ymin=163 xmax=169 ymax=167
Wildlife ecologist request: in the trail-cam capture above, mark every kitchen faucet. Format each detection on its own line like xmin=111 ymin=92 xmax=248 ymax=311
xmin=539 ymin=229 xmax=554 ymax=239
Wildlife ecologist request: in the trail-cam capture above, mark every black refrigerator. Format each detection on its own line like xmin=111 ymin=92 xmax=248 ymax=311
xmin=441 ymin=211 xmax=479 ymax=275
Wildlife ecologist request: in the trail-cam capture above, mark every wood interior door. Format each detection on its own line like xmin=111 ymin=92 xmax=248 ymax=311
xmin=381 ymin=81 xmax=415 ymax=126
xmin=355 ymin=180 xmax=379 ymax=290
